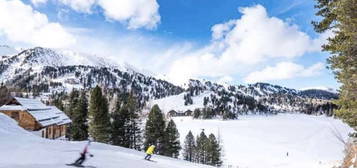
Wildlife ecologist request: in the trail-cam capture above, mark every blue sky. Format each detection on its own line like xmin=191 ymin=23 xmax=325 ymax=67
xmin=0 ymin=0 xmax=339 ymax=89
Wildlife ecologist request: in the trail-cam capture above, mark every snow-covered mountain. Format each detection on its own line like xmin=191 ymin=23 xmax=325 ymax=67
xmin=0 ymin=47 xmax=183 ymax=104
xmin=0 ymin=46 xmax=338 ymax=115
xmin=152 ymin=79 xmax=338 ymax=117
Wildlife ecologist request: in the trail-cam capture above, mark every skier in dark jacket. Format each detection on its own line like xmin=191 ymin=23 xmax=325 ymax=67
xmin=73 ymin=140 xmax=93 ymax=166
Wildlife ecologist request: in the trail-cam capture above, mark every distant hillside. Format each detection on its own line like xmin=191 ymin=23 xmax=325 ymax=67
xmin=152 ymin=80 xmax=338 ymax=119
xmin=300 ymin=89 xmax=338 ymax=99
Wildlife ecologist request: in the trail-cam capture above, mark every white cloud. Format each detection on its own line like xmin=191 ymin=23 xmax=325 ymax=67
xmin=243 ymin=62 xmax=324 ymax=83
xmin=0 ymin=2 xmax=328 ymax=86
xmin=0 ymin=0 xmax=76 ymax=48
xmin=217 ymin=76 xmax=234 ymax=85
xmin=213 ymin=5 xmax=320 ymax=64
xmin=167 ymin=5 xmax=327 ymax=84
xmin=47 ymin=0 xmax=160 ymax=30
xmin=211 ymin=20 xmax=235 ymax=40
xmin=58 ymin=0 xmax=96 ymax=13
xmin=31 ymin=0 xmax=48 ymax=6
xmin=97 ymin=0 xmax=160 ymax=30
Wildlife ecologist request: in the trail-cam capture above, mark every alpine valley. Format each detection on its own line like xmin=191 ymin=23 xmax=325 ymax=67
xmin=0 ymin=46 xmax=350 ymax=168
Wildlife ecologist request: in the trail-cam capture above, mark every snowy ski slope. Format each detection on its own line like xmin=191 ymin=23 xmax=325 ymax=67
xmin=0 ymin=113 xmax=211 ymax=168
xmin=0 ymin=112 xmax=352 ymax=168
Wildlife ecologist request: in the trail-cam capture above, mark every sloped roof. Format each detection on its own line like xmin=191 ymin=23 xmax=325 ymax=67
xmin=28 ymin=109 xmax=61 ymax=127
xmin=49 ymin=106 xmax=71 ymax=125
xmin=14 ymin=97 xmax=49 ymax=110
xmin=0 ymin=97 xmax=71 ymax=127
xmin=0 ymin=105 xmax=25 ymax=111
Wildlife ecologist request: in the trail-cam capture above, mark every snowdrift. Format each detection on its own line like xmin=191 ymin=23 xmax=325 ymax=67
xmin=0 ymin=113 xmax=211 ymax=168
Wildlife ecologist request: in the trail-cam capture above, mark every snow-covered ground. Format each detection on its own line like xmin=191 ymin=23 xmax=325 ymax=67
xmin=0 ymin=111 xmax=352 ymax=168
xmin=150 ymin=91 xmax=212 ymax=113
xmin=0 ymin=113 xmax=211 ymax=168
xmin=173 ymin=113 xmax=353 ymax=168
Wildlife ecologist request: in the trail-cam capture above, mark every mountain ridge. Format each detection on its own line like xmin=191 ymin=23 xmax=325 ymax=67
xmin=0 ymin=46 xmax=338 ymax=116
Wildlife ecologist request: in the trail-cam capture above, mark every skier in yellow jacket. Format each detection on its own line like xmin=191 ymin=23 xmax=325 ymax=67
xmin=144 ymin=145 xmax=156 ymax=160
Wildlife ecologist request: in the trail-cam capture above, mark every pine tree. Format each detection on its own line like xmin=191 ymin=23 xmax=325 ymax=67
xmin=195 ymin=130 xmax=209 ymax=164
xmin=112 ymin=96 xmax=128 ymax=146
xmin=313 ymin=0 xmax=357 ymax=130
xmin=222 ymin=109 xmax=237 ymax=120
xmin=66 ymin=89 xmax=80 ymax=140
xmin=70 ymin=91 xmax=89 ymax=141
xmin=126 ymin=93 xmax=142 ymax=150
xmin=52 ymin=97 xmax=64 ymax=111
xmin=202 ymin=107 xmax=214 ymax=119
xmin=112 ymin=93 xmax=142 ymax=150
xmin=162 ymin=119 xmax=181 ymax=158
xmin=183 ymin=130 xmax=196 ymax=162
xmin=67 ymin=90 xmax=79 ymax=116
xmin=88 ymin=86 xmax=111 ymax=143
xmin=193 ymin=108 xmax=201 ymax=119
xmin=207 ymin=134 xmax=222 ymax=166
xmin=144 ymin=104 xmax=166 ymax=154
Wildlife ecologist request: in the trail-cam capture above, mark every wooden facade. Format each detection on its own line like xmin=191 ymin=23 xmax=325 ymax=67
xmin=41 ymin=124 xmax=67 ymax=139
xmin=1 ymin=110 xmax=41 ymax=130
xmin=0 ymin=97 xmax=71 ymax=139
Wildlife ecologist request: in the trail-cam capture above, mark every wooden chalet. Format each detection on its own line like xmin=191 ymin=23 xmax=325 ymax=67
xmin=167 ymin=109 xmax=193 ymax=117
xmin=0 ymin=97 xmax=71 ymax=139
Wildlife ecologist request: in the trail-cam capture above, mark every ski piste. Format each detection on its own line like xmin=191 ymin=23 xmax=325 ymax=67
xmin=144 ymin=159 xmax=157 ymax=163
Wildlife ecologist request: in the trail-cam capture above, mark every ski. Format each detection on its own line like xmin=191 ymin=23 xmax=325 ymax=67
xmin=66 ymin=163 xmax=84 ymax=167
xmin=144 ymin=159 xmax=157 ymax=163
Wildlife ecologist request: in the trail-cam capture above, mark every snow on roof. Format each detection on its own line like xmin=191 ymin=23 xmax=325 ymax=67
xmin=14 ymin=97 xmax=48 ymax=110
xmin=49 ymin=106 xmax=71 ymax=125
xmin=0 ymin=97 xmax=71 ymax=127
xmin=27 ymin=109 xmax=61 ymax=127
xmin=0 ymin=105 xmax=25 ymax=111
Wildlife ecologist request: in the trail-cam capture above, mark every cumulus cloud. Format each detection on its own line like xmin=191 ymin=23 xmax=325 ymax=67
xmin=0 ymin=0 xmax=76 ymax=48
xmin=243 ymin=62 xmax=324 ymax=83
xmin=167 ymin=5 xmax=327 ymax=84
xmin=212 ymin=5 xmax=321 ymax=64
xmin=34 ymin=0 xmax=161 ymax=30
xmin=97 ymin=0 xmax=160 ymax=30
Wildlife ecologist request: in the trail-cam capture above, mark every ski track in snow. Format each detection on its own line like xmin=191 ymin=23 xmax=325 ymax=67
xmin=172 ymin=113 xmax=353 ymax=168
